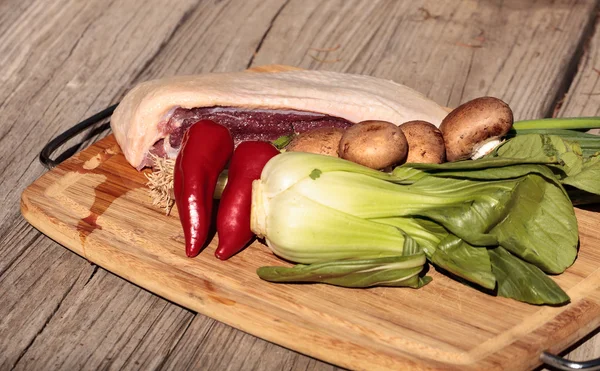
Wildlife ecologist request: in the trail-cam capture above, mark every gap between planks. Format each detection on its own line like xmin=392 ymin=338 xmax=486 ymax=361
xmin=246 ymin=0 xmax=291 ymax=68
xmin=547 ymin=2 xmax=600 ymax=118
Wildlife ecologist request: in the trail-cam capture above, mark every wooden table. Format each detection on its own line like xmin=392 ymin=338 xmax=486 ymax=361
xmin=2 ymin=0 xmax=600 ymax=369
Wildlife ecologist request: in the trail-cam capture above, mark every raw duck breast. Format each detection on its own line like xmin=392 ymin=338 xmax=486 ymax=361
xmin=111 ymin=69 xmax=449 ymax=169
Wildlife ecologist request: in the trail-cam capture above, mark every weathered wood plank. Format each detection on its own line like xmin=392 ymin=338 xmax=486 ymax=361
xmin=0 ymin=0 xmax=39 ymax=45
xmin=134 ymin=0 xmax=291 ymax=79
xmin=0 ymin=235 xmax=94 ymax=370
xmin=251 ymin=0 xmax=597 ymax=120
xmin=161 ymin=320 xmax=339 ymax=371
xmin=11 ymin=269 xmax=194 ymax=370
xmin=558 ymin=13 xmax=600 ymax=119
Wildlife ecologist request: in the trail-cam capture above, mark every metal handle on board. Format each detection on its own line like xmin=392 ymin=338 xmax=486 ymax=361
xmin=541 ymin=351 xmax=600 ymax=370
xmin=39 ymin=104 xmax=118 ymax=169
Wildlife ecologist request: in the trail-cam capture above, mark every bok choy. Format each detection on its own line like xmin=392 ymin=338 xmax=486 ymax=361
xmin=251 ymin=150 xmax=579 ymax=305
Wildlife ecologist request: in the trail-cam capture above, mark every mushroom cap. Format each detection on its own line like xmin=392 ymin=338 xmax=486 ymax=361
xmin=400 ymin=120 xmax=446 ymax=164
xmin=339 ymin=120 xmax=408 ymax=169
xmin=440 ymin=96 xmax=513 ymax=162
xmin=286 ymin=127 xmax=344 ymax=157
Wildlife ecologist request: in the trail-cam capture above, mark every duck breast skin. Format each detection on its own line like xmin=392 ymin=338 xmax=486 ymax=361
xmin=111 ymin=69 xmax=448 ymax=169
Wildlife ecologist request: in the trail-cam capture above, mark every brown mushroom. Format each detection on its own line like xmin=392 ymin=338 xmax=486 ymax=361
xmin=285 ymin=127 xmax=345 ymax=157
xmin=339 ymin=120 xmax=408 ymax=170
xmin=399 ymin=120 xmax=446 ymax=164
xmin=440 ymin=96 xmax=513 ymax=162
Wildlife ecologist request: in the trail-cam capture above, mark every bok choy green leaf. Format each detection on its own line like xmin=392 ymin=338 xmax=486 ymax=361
xmin=562 ymin=155 xmax=600 ymax=195
xmin=371 ymin=217 xmax=496 ymax=290
xmin=489 ymin=247 xmax=570 ymax=305
xmin=369 ymin=216 xmax=571 ymax=303
xmin=257 ymin=242 xmax=430 ymax=289
xmin=489 ymin=173 xmax=578 ymax=273
xmin=491 ymin=134 xmax=600 ymax=199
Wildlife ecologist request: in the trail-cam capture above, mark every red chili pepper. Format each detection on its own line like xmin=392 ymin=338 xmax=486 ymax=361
xmin=174 ymin=120 xmax=233 ymax=258
xmin=215 ymin=141 xmax=280 ymax=260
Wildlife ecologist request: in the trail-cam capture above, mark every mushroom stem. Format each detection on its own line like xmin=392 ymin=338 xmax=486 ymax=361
xmin=471 ymin=137 xmax=503 ymax=159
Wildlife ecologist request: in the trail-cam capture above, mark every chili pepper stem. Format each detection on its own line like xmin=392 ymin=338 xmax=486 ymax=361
xmin=214 ymin=170 xmax=228 ymax=199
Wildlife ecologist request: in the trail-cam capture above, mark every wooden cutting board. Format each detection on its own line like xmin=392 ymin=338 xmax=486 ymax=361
xmin=21 ymin=66 xmax=600 ymax=371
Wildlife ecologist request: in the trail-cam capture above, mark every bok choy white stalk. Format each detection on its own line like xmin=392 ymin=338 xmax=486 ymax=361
xmin=251 ymin=152 xmax=414 ymax=263
xmin=251 ymin=152 xmax=430 ymax=288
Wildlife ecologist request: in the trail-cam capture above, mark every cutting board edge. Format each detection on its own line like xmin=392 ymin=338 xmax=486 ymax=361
xmin=21 ymin=178 xmax=86 ymax=259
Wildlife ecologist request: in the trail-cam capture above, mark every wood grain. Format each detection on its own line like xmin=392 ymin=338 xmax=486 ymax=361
xmin=3 ymin=0 xmax=600 ymax=369
xmin=20 ymin=125 xmax=600 ymax=370
xmin=558 ymin=11 xmax=600 ymax=120
xmin=11 ymin=268 xmax=194 ymax=370
xmin=251 ymin=0 xmax=598 ymax=120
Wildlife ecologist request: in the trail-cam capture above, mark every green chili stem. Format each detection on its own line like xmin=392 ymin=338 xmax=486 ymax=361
xmin=213 ymin=169 xmax=228 ymax=199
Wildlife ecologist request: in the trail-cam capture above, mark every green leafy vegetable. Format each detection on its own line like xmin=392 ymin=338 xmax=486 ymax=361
xmin=253 ymin=190 xmax=414 ymax=263
xmin=509 ymin=128 xmax=600 ymax=157
xmin=489 ymin=174 xmax=578 ymax=273
xmin=399 ymin=156 xmax=578 ymax=273
xmin=491 ymin=134 xmax=600 ymax=203
xmin=489 ymin=247 xmax=570 ymax=305
xmin=562 ymin=155 xmax=600 ymax=195
xmin=432 ymin=235 xmax=495 ymax=290
xmin=400 ymin=157 xmax=558 ymax=172
xmin=372 ymin=217 xmax=496 ymax=290
xmin=370 ymin=216 xmax=571 ymax=303
xmin=494 ymin=134 xmax=581 ymax=174
xmin=371 ymin=217 xmax=443 ymax=257
xmin=419 ymin=163 xmax=558 ymax=182
xmin=251 ymin=151 xmax=580 ymax=305
xmin=257 ymin=248 xmax=430 ymax=288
